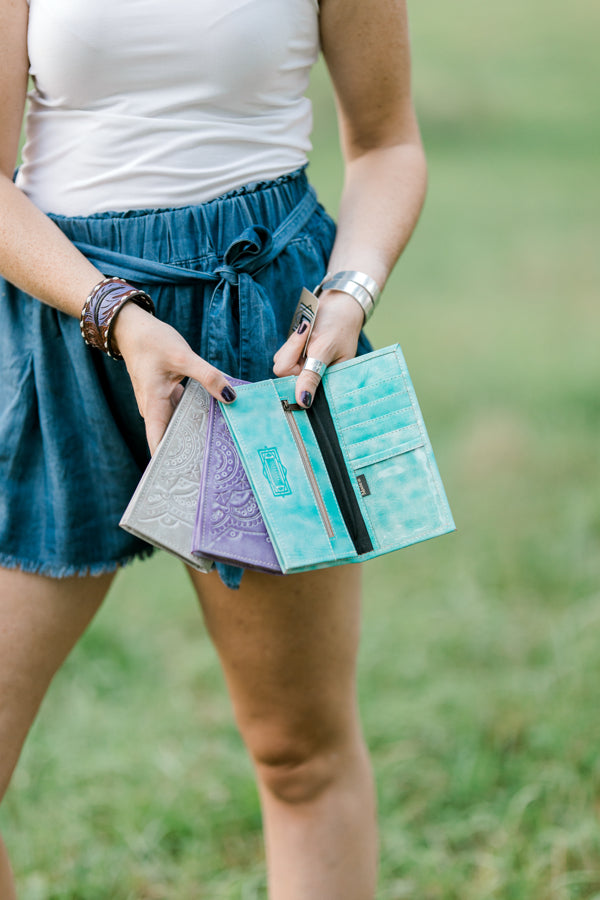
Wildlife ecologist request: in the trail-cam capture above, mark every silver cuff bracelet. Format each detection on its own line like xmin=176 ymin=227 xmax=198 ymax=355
xmin=316 ymin=270 xmax=381 ymax=322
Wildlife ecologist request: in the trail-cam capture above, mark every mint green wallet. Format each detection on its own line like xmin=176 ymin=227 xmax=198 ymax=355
xmin=219 ymin=344 xmax=455 ymax=573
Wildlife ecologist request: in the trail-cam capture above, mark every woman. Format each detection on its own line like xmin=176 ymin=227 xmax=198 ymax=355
xmin=0 ymin=0 xmax=427 ymax=895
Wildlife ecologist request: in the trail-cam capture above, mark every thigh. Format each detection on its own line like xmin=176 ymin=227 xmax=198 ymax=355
xmin=0 ymin=567 xmax=113 ymax=799
xmin=189 ymin=565 xmax=362 ymax=756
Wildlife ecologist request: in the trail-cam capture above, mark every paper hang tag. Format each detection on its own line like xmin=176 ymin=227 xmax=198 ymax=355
xmin=287 ymin=287 xmax=320 ymax=357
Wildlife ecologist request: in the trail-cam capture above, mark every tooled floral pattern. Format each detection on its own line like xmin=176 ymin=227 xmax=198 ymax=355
xmin=137 ymin=382 xmax=210 ymax=531
xmin=206 ymin=413 xmax=270 ymax=542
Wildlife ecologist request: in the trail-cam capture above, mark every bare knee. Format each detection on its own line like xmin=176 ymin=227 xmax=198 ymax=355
xmin=249 ymin=725 xmax=358 ymax=805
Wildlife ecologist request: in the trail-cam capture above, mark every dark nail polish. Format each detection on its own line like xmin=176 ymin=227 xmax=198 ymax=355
xmin=221 ymin=385 xmax=237 ymax=403
xmin=297 ymin=321 xmax=308 ymax=335
xmin=300 ymin=390 xmax=312 ymax=408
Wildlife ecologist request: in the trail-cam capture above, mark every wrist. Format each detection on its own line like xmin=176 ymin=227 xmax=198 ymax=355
xmin=317 ymin=289 xmax=366 ymax=331
xmin=316 ymin=270 xmax=382 ymax=323
xmin=110 ymin=300 xmax=154 ymax=358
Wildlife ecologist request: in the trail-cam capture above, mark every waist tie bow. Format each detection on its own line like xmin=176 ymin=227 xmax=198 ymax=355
xmin=72 ymin=187 xmax=319 ymax=381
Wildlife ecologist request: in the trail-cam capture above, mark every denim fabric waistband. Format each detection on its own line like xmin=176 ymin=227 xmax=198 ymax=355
xmin=48 ymin=166 xmax=323 ymax=384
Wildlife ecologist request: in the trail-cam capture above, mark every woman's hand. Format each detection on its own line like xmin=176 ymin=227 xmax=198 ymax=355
xmin=112 ymin=303 xmax=237 ymax=455
xmin=273 ymin=290 xmax=364 ymax=407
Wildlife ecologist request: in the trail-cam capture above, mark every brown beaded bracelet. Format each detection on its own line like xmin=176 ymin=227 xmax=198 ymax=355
xmin=80 ymin=277 xmax=155 ymax=359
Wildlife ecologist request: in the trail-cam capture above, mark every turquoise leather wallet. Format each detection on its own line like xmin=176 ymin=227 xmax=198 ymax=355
xmin=219 ymin=344 xmax=455 ymax=573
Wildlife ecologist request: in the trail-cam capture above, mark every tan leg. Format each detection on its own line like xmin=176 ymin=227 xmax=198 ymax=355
xmin=0 ymin=567 xmax=113 ymax=898
xmin=189 ymin=564 xmax=378 ymax=900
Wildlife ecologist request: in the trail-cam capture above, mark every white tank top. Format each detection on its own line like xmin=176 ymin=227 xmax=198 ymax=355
xmin=17 ymin=0 xmax=320 ymax=215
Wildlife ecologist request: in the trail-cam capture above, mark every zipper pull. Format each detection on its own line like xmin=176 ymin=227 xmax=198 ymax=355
xmin=281 ymin=399 xmax=303 ymax=412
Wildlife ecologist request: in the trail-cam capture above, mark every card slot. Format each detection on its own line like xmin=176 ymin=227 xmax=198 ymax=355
xmin=344 ymin=423 xmax=422 ymax=462
xmin=346 ymin=435 xmax=425 ymax=471
xmin=339 ymin=406 xmax=417 ymax=441
xmin=339 ymin=375 xmax=403 ymax=399
xmin=325 ymin=349 xmax=401 ymax=400
xmin=352 ymin=444 xmax=453 ymax=552
xmin=329 ymin=380 xmax=407 ymax=414
xmin=343 ymin=407 xmax=415 ymax=429
xmin=336 ymin=392 xmax=412 ymax=419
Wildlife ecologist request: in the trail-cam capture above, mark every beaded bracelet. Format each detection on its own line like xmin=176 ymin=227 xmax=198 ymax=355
xmin=316 ymin=270 xmax=381 ymax=322
xmin=80 ymin=277 xmax=155 ymax=359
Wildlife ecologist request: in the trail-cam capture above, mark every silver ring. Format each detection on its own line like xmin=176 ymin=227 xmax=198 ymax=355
xmin=303 ymin=357 xmax=327 ymax=379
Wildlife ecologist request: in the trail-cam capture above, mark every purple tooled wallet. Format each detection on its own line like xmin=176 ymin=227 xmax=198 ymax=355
xmin=191 ymin=380 xmax=281 ymax=573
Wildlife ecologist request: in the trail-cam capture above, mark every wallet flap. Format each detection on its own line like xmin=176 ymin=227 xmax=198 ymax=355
xmin=192 ymin=385 xmax=281 ymax=573
xmin=323 ymin=345 xmax=455 ymax=554
xmin=220 ymin=379 xmax=357 ymax=572
xmin=119 ymin=379 xmax=213 ymax=572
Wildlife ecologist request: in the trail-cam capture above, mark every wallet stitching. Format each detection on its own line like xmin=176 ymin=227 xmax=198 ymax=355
xmin=327 ymin=354 xmax=449 ymax=546
xmin=338 ymin=385 xmax=411 ymax=416
xmin=345 ymin=422 xmax=422 ymax=449
xmin=200 ymin=541 xmax=279 ymax=569
xmin=334 ymin=373 xmax=401 ymax=399
xmin=337 ymin=398 xmax=412 ymax=418
xmin=340 ymin=407 xmax=416 ymax=433
xmin=350 ymin=438 xmax=425 ymax=470
xmin=396 ymin=361 xmax=452 ymax=527
xmin=344 ymin=348 xmax=453 ymax=535
xmin=396 ymin=367 xmax=441 ymax=518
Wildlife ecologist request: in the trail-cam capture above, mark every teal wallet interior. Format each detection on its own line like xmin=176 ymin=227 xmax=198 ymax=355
xmin=219 ymin=344 xmax=455 ymax=573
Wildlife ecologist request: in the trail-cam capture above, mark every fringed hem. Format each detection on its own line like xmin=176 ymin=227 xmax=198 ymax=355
xmin=0 ymin=545 xmax=155 ymax=579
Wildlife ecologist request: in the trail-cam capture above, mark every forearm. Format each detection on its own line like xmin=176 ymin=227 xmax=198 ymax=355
xmin=273 ymin=138 xmax=426 ymax=404
xmin=0 ymin=174 xmax=103 ymax=315
xmin=0 ymin=172 xmax=237 ymax=452
xmin=326 ymin=139 xmax=427 ymax=291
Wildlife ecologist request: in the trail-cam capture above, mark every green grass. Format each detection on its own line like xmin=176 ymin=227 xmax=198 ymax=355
xmin=3 ymin=0 xmax=600 ymax=896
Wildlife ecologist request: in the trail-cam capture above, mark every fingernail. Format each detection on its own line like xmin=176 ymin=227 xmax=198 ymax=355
xmin=297 ymin=321 xmax=308 ymax=335
xmin=300 ymin=390 xmax=312 ymax=408
xmin=221 ymin=385 xmax=237 ymax=403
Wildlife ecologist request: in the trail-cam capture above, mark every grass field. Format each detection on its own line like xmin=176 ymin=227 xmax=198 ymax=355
xmin=2 ymin=0 xmax=599 ymax=897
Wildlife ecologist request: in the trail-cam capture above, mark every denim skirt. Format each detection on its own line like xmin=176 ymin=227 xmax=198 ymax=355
xmin=0 ymin=168 xmax=372 ymax=589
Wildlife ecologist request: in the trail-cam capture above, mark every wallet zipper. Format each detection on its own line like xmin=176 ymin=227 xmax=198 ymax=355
xmin=281 ymin=400 xmax=334 ymax=539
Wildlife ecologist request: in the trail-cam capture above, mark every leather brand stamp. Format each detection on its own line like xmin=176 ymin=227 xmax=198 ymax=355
xmin=356 ymin=474 xmax=371 ymax=497
xmin=258 ymin=448 xmax=292 ymax=497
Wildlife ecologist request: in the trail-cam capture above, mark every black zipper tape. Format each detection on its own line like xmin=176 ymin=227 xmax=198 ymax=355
xmin=307 ymin=389 xmax=374 ymax=556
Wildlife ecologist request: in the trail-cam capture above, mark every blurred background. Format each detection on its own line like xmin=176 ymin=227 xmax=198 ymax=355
xmin=3 ymin=0 xmax=599 ymax=897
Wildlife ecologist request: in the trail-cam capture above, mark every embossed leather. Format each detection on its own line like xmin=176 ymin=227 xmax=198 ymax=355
xmin=218 ymin=345 xmax=455 ymax=573
xmin=192 ymin=380 xmax=281 ymax=573
xmin=119 ymin=380 xmax=213 ymax=572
